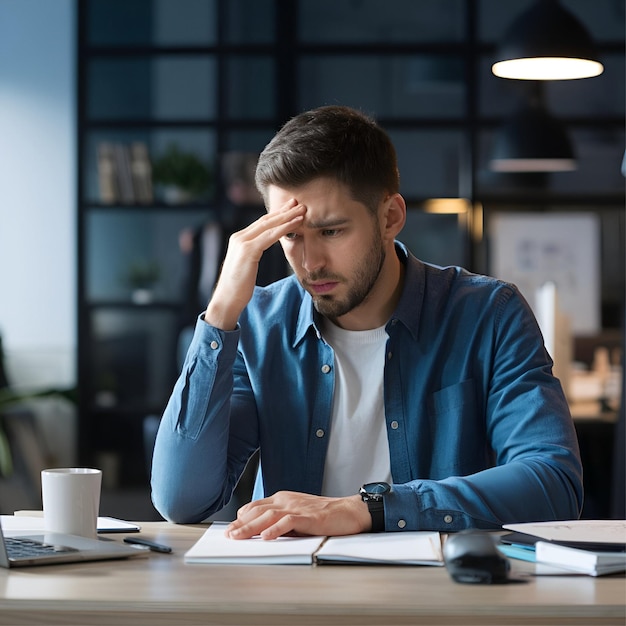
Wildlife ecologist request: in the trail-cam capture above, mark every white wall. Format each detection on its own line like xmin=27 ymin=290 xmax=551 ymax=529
xmin=0 ymin=0 xmax=76 ymax=390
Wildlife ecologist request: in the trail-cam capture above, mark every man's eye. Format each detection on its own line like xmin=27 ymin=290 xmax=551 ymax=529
xmin=284 ymin=232 xmax=298 ymax=240
xmin=322 ymin=229 xmax=340 ymax=237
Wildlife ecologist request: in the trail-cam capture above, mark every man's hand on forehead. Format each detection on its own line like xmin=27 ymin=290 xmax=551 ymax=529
xmin=204 ymin=202 xmax=304 ymax=330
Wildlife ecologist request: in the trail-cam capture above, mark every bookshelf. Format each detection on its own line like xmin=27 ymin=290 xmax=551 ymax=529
xmin=76 ymin=0 xmax=282 ymax=487
xmin=77 ymin=0 xmax=624 ymax=489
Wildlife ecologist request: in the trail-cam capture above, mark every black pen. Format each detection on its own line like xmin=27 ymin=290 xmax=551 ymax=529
xmin=124 ymin=536 xmax=172 ymax=553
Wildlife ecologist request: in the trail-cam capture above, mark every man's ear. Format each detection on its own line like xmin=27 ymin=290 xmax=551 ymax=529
xmin=381 ymin=193 xmax=406 ymax=241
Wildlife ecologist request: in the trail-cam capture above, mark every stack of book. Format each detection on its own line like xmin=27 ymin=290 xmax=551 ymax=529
xmin=97 ymin=141 xmax=153 ymax=205
xmin=500 ymin=520 xmax=626 ymax=576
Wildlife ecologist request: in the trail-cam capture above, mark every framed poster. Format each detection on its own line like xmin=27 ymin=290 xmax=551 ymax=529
xmin=489 ymin=212 xmax=601 ymax=334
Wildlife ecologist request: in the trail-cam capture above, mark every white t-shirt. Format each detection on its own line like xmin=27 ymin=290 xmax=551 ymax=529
xmin=320 ymin=319 xmax=392 ymax=497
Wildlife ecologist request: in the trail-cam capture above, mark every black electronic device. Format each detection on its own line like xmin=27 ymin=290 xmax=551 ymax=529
xmin=443 ymin=531 xmax=510 ymax=584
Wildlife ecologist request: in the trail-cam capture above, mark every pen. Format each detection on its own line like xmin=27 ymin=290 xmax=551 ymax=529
xmin=124 ymin=536 xmax=172 ymax=553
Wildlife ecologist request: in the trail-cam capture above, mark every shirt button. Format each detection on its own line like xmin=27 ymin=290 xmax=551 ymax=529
xmin=443 ymin=515 xmax=453 ymax=524
xmin=390 ymin=421 xmax=399 ymax=430
xmin=387 ymin=351 xmax=393 ymax=360
xmin=397 ymin=519 xmax=406 ymax=529
xmin=321 ymin=364 xmax=331 ymax=374
xmin=209 ymin=340 xmax=219 ymax=350
xmin=316 ymin=429 xmax=325 ymax=438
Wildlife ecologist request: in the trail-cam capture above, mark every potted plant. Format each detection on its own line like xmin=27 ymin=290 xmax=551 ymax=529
xmin=123 ymin=260 xmax=161 ymax=304
xmin=152 ymin=143 xmax=213 ymax=203
xmin=0 ymin=386 xmax=77 ymax=478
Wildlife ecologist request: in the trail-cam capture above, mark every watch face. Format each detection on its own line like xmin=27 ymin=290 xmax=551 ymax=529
xmin=363 ymin=482 xmax=390 ymax=495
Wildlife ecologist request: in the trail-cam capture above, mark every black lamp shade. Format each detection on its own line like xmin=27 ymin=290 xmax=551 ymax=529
xmin=490 ymin=104 xmax=576 ymax=172
xmin=492 ymin=0 xmax=604 ymax=80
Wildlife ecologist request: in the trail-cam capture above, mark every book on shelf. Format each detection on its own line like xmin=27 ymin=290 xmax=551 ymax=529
xmin=97 ymin=142 xmax=118 ymax=204
xmin=130 ymin=141 xmax=153 ymax=204
xmin=113 ymin=143 xmax=135 ymax=204
xmin=184 ymin=523 xmax=444 ymax=566
xmin=97 ymin=141 xmax=154 ymax=205
xmin=534 ymin=541 xmax=626 ymax=576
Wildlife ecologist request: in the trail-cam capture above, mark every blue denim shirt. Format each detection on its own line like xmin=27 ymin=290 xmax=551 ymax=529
xmin=151 ymin=244 xmax=583 ymax=531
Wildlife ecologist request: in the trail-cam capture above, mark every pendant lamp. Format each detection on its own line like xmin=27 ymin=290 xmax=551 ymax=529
xmin=489 ymin=85 xmax=576 ymax=172
xmin=492 ymin=0 xmax=604 ymax=80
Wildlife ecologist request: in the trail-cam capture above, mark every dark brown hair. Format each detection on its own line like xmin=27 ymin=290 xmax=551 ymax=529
xmin=255 ymin=106 xmax=400 ymax=213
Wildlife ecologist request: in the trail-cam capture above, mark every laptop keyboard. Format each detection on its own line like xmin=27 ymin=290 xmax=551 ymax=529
xmin=6 ymin=536 xmax=78 ymax=559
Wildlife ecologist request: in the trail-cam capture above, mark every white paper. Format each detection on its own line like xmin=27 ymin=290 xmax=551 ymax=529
xmin=1 ymin=515 xmax=140 ymax=533
xmin=535 ymin=541 xmax=626 ymax=576
xmin=184 ymin=523 xmax=326 ymax=565
xmin=503 ymin=520 xmax=626 ymax=545
xmin=489 ymin=212 xmax=600 ymax=334
xmin=184 ymin=524 xmax=444 ymax=566
xmin=315 ymin=531 xmax=444 ymax=565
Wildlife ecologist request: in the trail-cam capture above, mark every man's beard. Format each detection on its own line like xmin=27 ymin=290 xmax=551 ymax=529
xmin=305 ymin=228 xmax=386 ymax=320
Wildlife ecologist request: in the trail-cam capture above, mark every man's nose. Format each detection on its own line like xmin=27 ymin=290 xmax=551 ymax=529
xmin=301 ymin=242 xmax=325 ymax=273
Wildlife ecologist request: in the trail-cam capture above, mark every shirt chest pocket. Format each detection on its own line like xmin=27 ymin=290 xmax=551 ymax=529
xmin=427 ymin=379 xmax=487 ymax=478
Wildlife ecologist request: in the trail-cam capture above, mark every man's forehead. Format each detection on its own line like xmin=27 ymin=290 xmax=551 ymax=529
xmin=267 ymin=180 xmax=363 ymax=216
xmin=269 ymin=177 xmax=342 ymax=198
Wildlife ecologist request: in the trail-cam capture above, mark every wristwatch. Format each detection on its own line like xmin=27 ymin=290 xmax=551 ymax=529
xmin=359 ymin=481 xmax=390 ymax=532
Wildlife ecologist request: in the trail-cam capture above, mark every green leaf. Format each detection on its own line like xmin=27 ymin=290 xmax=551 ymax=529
xmin=0 ymin=426 xmax=13 ymax=478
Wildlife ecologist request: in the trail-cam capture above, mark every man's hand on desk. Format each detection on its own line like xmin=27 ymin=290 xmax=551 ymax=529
xmin=225 ymin=491 xmax=371 ymax=540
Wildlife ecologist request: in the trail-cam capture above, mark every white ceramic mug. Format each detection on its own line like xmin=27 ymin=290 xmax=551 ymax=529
xmin=41 ymin=468 xmax=102 ymax=539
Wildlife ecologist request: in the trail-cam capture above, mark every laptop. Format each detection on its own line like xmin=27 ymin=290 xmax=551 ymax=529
xmin=0 ymin=517 xmax=143 ymax=568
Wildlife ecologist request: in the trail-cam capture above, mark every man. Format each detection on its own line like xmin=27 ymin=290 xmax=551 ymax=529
xmin=151 ymin=105 xmax=583 ymax=540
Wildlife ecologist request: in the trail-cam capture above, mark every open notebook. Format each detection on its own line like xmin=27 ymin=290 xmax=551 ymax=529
xmin=184 ymin=522 xmax=445 ymax=566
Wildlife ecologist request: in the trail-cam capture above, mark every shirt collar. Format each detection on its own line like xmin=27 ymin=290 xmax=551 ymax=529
xmin=292 ymin=241 xmax=425 ymax=347
xmin=293 ymin=285 xmax=318 ymax=347
xmin=390 ymin=242 xmax=424 ymax=341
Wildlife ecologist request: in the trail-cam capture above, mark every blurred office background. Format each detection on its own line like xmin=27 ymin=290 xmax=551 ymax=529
xmin=0 ymin=0 xmax=623 ymax=520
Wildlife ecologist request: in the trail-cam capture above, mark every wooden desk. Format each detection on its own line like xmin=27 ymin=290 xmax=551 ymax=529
xmin=0 ymin=522 xmax=624 ymax=625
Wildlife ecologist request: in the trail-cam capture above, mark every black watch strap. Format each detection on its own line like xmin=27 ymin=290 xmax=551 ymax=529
xmin=365 ymin=499 xmax=385 ymax=532
xmin=359 ymin=482 xmax=390 ymax=533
